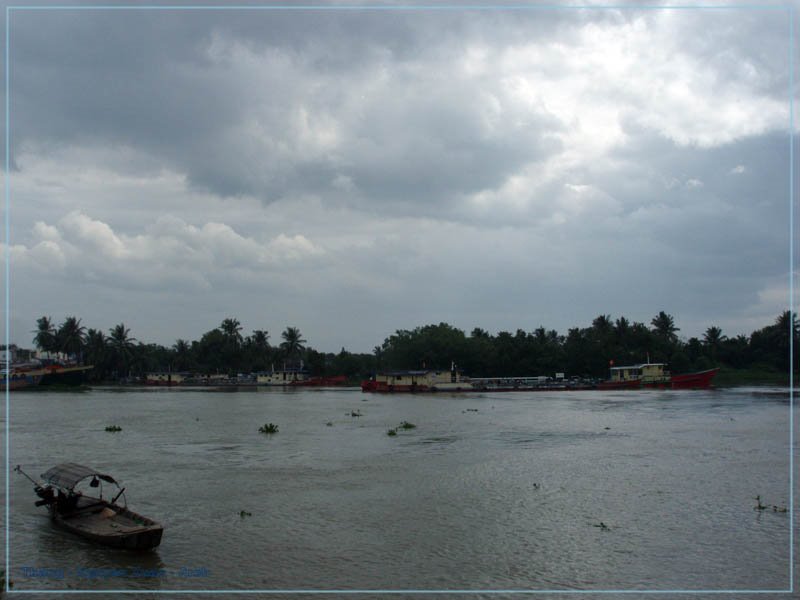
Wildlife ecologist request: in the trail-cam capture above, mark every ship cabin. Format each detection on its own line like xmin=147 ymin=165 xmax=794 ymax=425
xmin=374 ymin=364 xmax=469 ymax=390
xmin=609 ymin=363 xmax=670 ymax=384
xmin=256 ymin=365 xmax=310 ymax=386
xmin=145 ymin=371 xmax=190 ymax=385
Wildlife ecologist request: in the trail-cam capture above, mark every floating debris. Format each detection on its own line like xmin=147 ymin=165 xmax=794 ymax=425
xmin=773 ymin=505 xmax=788 ymax=513
xmin=592 ymin=522 xmax=610 ymax=530
xmin=399 ymin=421 xmax=416 ymax=430
xmin=326 ymin=422 xmax=333 ymax=427
xmin=387 ymin=428 xmax=397 ymax=437
xmin=532 ymin=483 xmax=540 ymax=489
xmin=239 ymin=510 xmax=252 ymax=518
xmin=350 ymin=410 xmax=362 ymax=417
xmin=105 ymin=425 xmax=122 ymax=432
xmin=258 ymin=423 xmax=279 ymax=434
xmin=755 ymin=495 xmax=768 ymax=511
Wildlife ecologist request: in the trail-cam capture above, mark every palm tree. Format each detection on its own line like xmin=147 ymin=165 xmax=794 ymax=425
xmin=280 ymin=326 xmax=306 ymax=361
xmin=172 ymin=339 xmax=192 ymax=370
xmin=56 ymin=316 xmax=86 ymax=359
xmin=84 ymin=328 xmax=107 ymax=379
xmin=108 ymin=323 xmax=136 ymax=377
xmin=250 ymin=329 xmax=270 ymax=350
xmin=33 ymin=316 xmax=56 ymax=354
xmin=651 ymin=311 xmax=679 ymax=341
xmin=702 ymin=326 xmax=725 ymax=363
xmin=220 ymin=318 xmax=243 ymax=346
xmin=703 ymin=326 xmax=726 ymax=346
xmin=84 ymin=328 xmax=106 ymax=361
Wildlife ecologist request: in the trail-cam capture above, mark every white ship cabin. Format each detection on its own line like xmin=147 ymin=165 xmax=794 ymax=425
xmin=378 ymin=364 xmax=469 ymax=389
xmin=256 ymin=365 xmax=310 ymax=385
xmin=609 ymin=363 xmax=670 ymax=383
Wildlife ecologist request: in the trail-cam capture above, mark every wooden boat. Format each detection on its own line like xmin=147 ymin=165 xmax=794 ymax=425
xmin=16 ymin=463 xmax=163 ymax=550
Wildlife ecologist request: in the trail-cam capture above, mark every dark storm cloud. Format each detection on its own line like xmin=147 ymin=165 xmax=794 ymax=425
xmin=3 ymin=4 xmax=795 ymax=350
xmin=6 ymin=7 xmax=597 ymax=203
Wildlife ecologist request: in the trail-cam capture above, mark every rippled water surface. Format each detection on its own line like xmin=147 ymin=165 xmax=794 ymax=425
xmin=5 ymin=386 xmax=795 ymax=594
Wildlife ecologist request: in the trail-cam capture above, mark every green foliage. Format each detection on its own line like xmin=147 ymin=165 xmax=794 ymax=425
xmin=258 ymin=423 xmax=279 ymax=434
xmin=399 ymin=421 xmax=416 ymax=430
xmin=387 ymin=428 xmax=397 ymax=436
xmin=26 ymin=311 xmax=798 ymax=384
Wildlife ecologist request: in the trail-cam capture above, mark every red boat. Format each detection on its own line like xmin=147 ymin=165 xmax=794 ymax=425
xmin=597 ymin=363 xmax=718 ymax=390
xmin=291 ymin=375 xmax=348 ymax=387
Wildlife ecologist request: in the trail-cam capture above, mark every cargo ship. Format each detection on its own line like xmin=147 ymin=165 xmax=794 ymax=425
xmin=362 ymin=362 xmax=718 ymax=393
xmin=597 ymin=363 xmax=718 ymax=390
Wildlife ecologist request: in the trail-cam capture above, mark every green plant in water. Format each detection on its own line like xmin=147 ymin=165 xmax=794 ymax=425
xmin=399 ymin=421 xmax=416 ymax=430
xmin=105 ymin=425 xmax=122 ymax=432
xmin=259 ymin=423 xmax=279 ymax=434
xmin=240 ymin=510 xmax=252 ymax=518
xmin=387 ymin=428 xmax=397 ymax=436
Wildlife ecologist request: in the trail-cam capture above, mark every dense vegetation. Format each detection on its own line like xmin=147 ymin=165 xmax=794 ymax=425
xmin=25 ymin=311 xmax=798 ymax=383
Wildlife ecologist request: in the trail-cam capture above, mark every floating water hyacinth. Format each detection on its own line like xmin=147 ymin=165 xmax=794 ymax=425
xmin=387 ymin=428 xmax=397 ymax=436
xmin=399 ymin=421 xmax=416 ymax=430
xmin=259 ymin=423 xmax=279 ymax=434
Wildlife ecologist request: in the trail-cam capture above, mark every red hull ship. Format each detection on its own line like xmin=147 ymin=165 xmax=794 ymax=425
xmin=597 ymin=363 xmax=718 ymax=390
xmin=362 ymin=363 xmax=718 ymax=393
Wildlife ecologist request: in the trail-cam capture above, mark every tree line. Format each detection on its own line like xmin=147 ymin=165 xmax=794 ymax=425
xmin=29 ymin=311 xmax=797 ymax=383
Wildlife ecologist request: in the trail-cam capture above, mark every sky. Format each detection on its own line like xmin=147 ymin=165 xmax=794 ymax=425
xmin=1 ymin=1 xmax=796 ymax=354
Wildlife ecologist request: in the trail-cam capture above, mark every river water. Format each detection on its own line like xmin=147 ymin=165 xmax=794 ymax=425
xmin=3 ymin=386 xmax=795 ymax=595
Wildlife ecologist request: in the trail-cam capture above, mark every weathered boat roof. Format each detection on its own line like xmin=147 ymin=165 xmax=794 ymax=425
xmin=41 ymin=463 xmax=118 ymax=490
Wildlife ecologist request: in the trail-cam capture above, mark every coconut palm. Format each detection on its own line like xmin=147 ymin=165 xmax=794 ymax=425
xmin=651 ymin=311 xmax=679 ymax=341
xmin=56 ymin=316 xmax=86 ymax=358
xmin=703 ymin=326 xmax=725 ymax=346
xmin=33 ymin=316 xmax=57 ymax=353
xmin=280 ymin=326 xmax=306 ymax=360
xmin=250 ymin=329 xmax=270 ymax=350
xmin=109 ymin=323 xmax=136 ymax=377
xmin=220 ymin=318 xmax=243 ymax=347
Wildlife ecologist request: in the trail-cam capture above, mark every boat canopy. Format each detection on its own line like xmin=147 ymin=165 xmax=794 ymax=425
xmin=41 ymin=463 xmax=118 ymax=490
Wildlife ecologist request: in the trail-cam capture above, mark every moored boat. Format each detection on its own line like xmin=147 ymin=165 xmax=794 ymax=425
xmin=362 ymin=361 xmax=717 ymax=393
xmin=597 ymin=363 xmax=718 ymax=390
xmin=1 ymin=368 xmax=43 ymax=390
xmin=362 ymin=363 xmax=471 ymax=392
xmin=291 ymin=375 xmax=348 ymax=387
xmin=16 ymin=463 xmax=163 ymax=550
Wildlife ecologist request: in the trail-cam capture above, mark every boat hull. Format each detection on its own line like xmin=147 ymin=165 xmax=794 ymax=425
xmin=598 ymin=368 xmax=719 ymax=390
xmin=2 ymin=371 xmax=43 ymax=390
xmin=50 ymin=497 xmax=163 ymax=550
xmin=363 ymin=368 xmax=719 ymax=393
